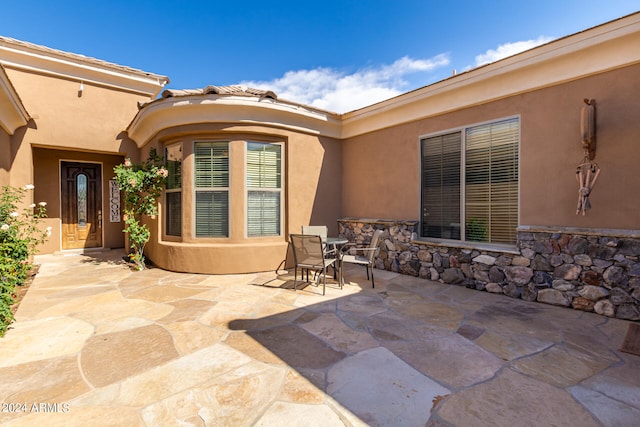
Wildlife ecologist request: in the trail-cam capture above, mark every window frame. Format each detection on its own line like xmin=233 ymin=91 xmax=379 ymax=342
xmin=245 ymin=141 xmax=284 ymax=238
xmin=419 ymin=115 xmax=520 ymax=248
xmin=193 ymin=140 xmax=231 ymax=239
xmin=164 ymin=142 xmax=182 ymax=238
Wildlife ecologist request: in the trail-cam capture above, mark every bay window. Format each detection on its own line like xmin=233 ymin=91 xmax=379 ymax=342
xmin=165 ymin=139 xmax=283 ymax=241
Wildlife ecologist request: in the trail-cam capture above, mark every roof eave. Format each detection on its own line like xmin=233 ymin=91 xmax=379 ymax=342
xmin=127 ymin=94 xmax=341 ymax=147
xmin=341 ymin=12 xmax=640 ymax=138
xmin=0 ymin=36 xmax=168 ymax=98
xmin=0 ymin=63 xmax=29 ymax=134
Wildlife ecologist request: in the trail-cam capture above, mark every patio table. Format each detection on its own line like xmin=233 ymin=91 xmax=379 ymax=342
xmin=325 ymin=236 xmax=348 ymax=247
xmin=325 ymin=237 xmax=348 ymax=283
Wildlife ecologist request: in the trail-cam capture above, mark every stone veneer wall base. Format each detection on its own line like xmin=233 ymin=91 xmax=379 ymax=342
xmin=338 ymin=218 xmax=640 ymax=321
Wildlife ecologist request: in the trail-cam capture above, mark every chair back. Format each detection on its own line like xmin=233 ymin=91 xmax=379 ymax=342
xmin=289 ymin=234 xmax=326 ymax=267
xmin=301 ymin=225 xmax=328 ymax=241
xmin=367 ymin=229 xmax=383 ymax=263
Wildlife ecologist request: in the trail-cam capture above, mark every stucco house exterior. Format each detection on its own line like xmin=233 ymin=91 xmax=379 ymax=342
xmin=1 ymin=12 xmax=639 ymax=319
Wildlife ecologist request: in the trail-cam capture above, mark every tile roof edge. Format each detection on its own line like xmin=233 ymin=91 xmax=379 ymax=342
xmin=0 ymin=35 xmax=169 ymax=84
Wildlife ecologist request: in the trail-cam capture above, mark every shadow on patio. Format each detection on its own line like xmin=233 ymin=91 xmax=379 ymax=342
xmin=229 ymin=263 xmax=640 ymax=426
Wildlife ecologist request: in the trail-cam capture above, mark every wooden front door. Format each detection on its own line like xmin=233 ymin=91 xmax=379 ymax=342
xmin=61 ymin=162 xmax=102 ymax=249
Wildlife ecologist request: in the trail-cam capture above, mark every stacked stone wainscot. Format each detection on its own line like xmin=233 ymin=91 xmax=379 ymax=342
xmin=338 ymin=219 xmax=640 ymax=321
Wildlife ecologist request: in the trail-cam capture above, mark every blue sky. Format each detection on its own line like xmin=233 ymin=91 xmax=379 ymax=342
xmin=1 ymin=1 xmax=638 ymax=113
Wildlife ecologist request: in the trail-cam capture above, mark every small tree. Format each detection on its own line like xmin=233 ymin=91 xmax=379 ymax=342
xmin=113 ymin=149 xmax=168 ymax=270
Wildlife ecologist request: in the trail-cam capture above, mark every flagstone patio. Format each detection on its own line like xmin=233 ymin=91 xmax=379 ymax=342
xmin=0 ymin=249 xmax=639 ymax=426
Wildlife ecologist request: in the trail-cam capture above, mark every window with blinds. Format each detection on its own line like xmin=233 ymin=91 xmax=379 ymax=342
xmin=465 ymin=118 xmax=519 ymax=244
xmin=194 ymin=141 xmax=229 ymax=237
xmin=246 ymin=142 xmax=282 ymax=237
xmin=420 ymin=117 xmax=519 ymax=245
xmin=165 ymin=143 xmax=182 ymax=236
xmin=422 ymin=133 xmax=461 ymax=240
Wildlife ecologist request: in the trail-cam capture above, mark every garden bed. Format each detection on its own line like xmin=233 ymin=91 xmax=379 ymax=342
xmin=9 ymin=264 xmax=38 ymax=316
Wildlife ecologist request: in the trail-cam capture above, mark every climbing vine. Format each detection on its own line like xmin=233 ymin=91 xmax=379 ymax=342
xmin=113 ymin=149 xmax=168 ymax=270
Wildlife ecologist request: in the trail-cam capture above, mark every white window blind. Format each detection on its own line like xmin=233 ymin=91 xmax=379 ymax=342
xmin=194 ymin=141 xmax=229 ymax=237
xmin=165 ymin=143 xmax=182 ymax=190
xmin=465 ymin=118 xmax=519 ymax=244
xmin=247 ymin=142 xmax=281 ymax=237
xmin=195 ymin=191 xmax=229 ymax=237
xmin=195 ymin=142 xmax=229 ymax=188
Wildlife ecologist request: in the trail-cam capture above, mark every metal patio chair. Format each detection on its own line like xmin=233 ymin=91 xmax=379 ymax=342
xmin=302 ymin=224 xmax=338 ymax=276
xmin=289 ymin=233 xmax=338 ymax=295
xmin=340 ymin=229 xmax=383 ymax=288
xmin=301 ymin=225 xmax=328 ymax=241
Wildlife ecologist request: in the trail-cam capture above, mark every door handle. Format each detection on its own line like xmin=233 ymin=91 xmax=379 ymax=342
xmin=98 ymin=210 xmax=102 ymax=229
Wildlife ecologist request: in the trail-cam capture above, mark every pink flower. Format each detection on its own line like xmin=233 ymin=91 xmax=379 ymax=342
xmin=38 ymin=201 xmax=47 ymax=207
xmin=124 ymin=159 xmax=132 ymax=167
xmin=128 ymin=178 xmax=137 ymax=187
xmin=157 ymin=168 xmax=168 ymax=177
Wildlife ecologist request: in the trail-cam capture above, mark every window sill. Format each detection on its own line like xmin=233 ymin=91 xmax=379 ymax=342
xmin=411 ymin=238 xmax=519 ymax=255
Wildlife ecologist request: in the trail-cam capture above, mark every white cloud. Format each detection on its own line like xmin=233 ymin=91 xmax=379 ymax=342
xmin=474 ymin=36 xmax=555 ymax=67
xmin=240 ymin=54 xmax=450 ymax=113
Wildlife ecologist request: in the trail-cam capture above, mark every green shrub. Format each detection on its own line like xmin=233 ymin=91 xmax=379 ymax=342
xmin=466 ymin=217 xmax=488 ymax=242
xmin=113 ymin=149 xmax=168 ymax=271
xmin=0 ymin=185 xmax=49 ymax=336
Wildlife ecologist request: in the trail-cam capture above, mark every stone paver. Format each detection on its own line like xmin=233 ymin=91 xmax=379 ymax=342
xmin=570 ymin=386 xmax=640 ymax=427
xmin=0 ymin=249 xmax=639 ymax=426
xmin=435 ymin=369 xmax=602 ymax=427
xmin=385 ymin=334 xmax=504 ymax=389
xmin=328 ymin=347 xmax=450 ymax=426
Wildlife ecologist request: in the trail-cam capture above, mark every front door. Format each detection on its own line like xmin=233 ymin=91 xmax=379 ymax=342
xmin=61 ymin=162 xmax=102 ymax=249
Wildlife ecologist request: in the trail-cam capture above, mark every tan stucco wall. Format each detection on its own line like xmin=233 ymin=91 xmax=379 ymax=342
xmin=4 ymin=68 xmax=146 ymax=154
xmin=4 ymin=68 xmax=144 ymax=206
xmin=141 ymin=123 xmax=342 ymax=274
xmin=32 ymin=148 xmax=125 ymax=254
xmin=341 ymin=64 xmax=640 ymax=232
xmin=2 ymin=67 xmax=155 ymax=253
xmin=0 ymin=129 xmax=9 ymax=187
xmin=519 ymin=65 xmax=640 ymax=230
